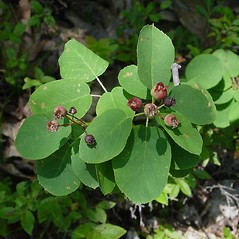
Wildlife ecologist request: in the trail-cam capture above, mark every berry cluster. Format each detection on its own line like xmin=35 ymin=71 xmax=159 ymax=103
xmin=46 ymin=106 xmax=96 ymax=146
xmin=127 ymin=82 xmax=179 ymax=128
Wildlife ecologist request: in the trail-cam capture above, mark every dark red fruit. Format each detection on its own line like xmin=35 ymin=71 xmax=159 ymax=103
xmin=127 ymin=97 xmax=142 ymax=111
xmin=84 ymin=134 xmax=96 ymax=145
xmin=144 ymin=103 xmax=158 ymax=118
xmin=47 ymin=120 xmax=59 ymax=132
xmin=163 ymin=96 xmax=176 ymax=107
xmin=54 ymin=106 xmax=67 ymax=119
xmin=69 ymin=107 xmax=77 ymax=115
xmin=151 ymin=82 xmax=167 ymax=100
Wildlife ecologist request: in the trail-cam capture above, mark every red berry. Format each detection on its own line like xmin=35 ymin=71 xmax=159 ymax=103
xmin=163 ymin=96 xmax=176 ymax=107
xmin=84 ymin=134 xmax=96 ymax=145
xmin=144 ymin=103 xmax=158 ymax=118
xmin=164 ymin=114 xmax=179 ymax=128
xmin=127 ymin=97 xmax=142 ymax=111
xmin=54 ymin=106 xmax=67 ymax=119
xmin=47 ymin=120 xmax=59 ymax=132
xmin=151 ymin=82 xmax=167 ymax=100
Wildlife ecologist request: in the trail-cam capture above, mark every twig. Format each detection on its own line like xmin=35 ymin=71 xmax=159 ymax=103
xmin=95 ymin=75 xmax=107 ymax=92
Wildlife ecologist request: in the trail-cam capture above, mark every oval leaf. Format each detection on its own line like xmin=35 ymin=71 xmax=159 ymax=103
xmin=209 ymin=88 xmax=233 ymax=105
xmin=157 ymin=112 xmax=203 ymax=155
xmin=96 ymin=161 xmax=116 ymax=195
xmin=185 ymin=54 xmax=223 ymax=89
xmin=15 ymin=114 xmax=71 ymax=160
xmin=113 ymin=126 xmax=171 ymax=204
xmin=59 ymin=39 xmax=109 ymax=82
xmin=170 ymin=83 xmax=216 ymax=125
xmin=29 ymin=79 xmax=92 ymax=119
xmin=137 ymin=24 xmax=175 ymax=89
xmin=89 ymin=223 xmax=126 ymax=239
xmin=37 ymin=141 xmax=81 ymax=196
xmin=96 ymin=87 xmax=135 ymax=118
xmin=71 ymin=139 xmax=99 ymax=189
xmin=229 ymin=101 xmax=239 ymax=124
xmin=170 ymin=139 xmax=200 ymax=170
xmin=213 ymin=49 xmax=239 ymax=77
xmin=80 ymin=109 xmax=132 ymax=163
xmin=20 ymin=210 xmax=35 ymax=236
xmin=118 ymin=65 xmax=151 ymax=99
xmin=213 ymin=101 xmax=232 ymax=128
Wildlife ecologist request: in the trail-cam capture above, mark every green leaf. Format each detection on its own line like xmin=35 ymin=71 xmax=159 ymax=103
xmin=29 ymin=79 xmax=92 ymax=119
xmin=97 ymin=201 xmax=116 ymax=210
xmin=87 ymin=207 xmax=107 ymax=224
xmin=15 ymin=114 xmax=71 ymax=160
xmin=96 ymin=87 xmax=135 ymax=118
xmin=80 ymin=109 xmax=132 ymax=164
xmin=37 ymin=141 xmax=81 ymax=196
xmin=210 ymin=87 xmax=233 ymax=105
xmin=0 ymin=207 xmax=20 ymax=222
xmin=20 ymin=210 xmax=35 ymax=235
xmin=170 ymin=83 xmax=216 ymax=125
xmin=137 ymin=24 xmax=175 ymax=89
xmin=174 ymin=178 xmax=192 ymax=196
xmin=234 ymin=88 xmax=239 ymax=102
xmin=157 ymin=112 xmax=203 ymax=155
xmin=113 ymin=126 xmax=171 ymax=204
xmin=164 ymin=183 xmax=180 ymax=199
xmin=118 ymin=65 xmax=151 ymax=99
xmin=193 ymin=169 xmax=212 ymax=179
xmin=96 ymin=161 xmax=116 ymax=195
xmin=23 ymin=77 xmax=42 ymax=90
xmin=213 ymin=101 xmax=232 ymax=128
xmin=71 ymin=139 xmax=99 ymax=189
xmin=169 ymin=139 xmax=200 ymax=169
xmin=170 ymin=167 xmax=192 ymax=178
xmin=58 ymin=39 xmax=109 ymax=82
xmin=31 ymin=0 xmax=43 ymax=14
xmin=13 ymin=23 xmax=26 ymax=36
xmin=229 ymin=101 xmax=239 ymax=124
xmin=156 ymin=192 xmax=168 ymax=205
xmin=88 ymin=223 xmax=126 ymax=239
xmin=185 ymin=54 xmax=223 ymax=89
xmin=72 ymin=223 xmax=96 ymax=239
xmin=213 ymin=49 xmax=239 ymax=78
xmin=0 ymin=220 xmax=7 ymax=237
xmin=212 ymin=76 xmax=232 ymax=92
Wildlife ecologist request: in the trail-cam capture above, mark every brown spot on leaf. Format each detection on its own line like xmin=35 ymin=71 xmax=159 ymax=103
xmin=43 ymin=86 xmax=47 ymax=90
xmin=66 ymin=186 xmax=71 ymax=190
xmin=31 ymin=100 xmax=36 ymax=105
